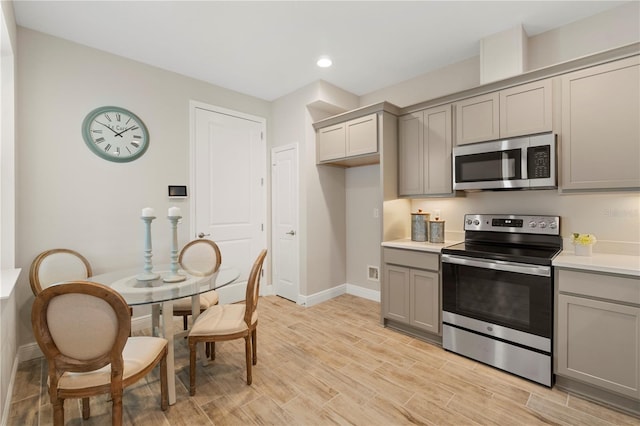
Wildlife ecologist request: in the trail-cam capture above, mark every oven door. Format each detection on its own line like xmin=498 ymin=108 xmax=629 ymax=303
xmin=441 ymin=254 xmax=553 ymax=341
xmin=453 ymin=138 xmax=528 ymax=190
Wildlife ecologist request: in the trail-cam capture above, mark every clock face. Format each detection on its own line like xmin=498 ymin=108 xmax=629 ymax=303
xmin=82 ymin=106 xmax=149 ymax=162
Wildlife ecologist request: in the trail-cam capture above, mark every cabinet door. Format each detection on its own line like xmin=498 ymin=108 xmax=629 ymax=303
xmin=398 ymin=112 xmax=424 ymax=196
xmin=383 ymin=265 xmax=410 ymax=324
xmin=499 ymin=79 xmax=552 ymax=138
xmin=557 ymin=294 xmax=640 ymax=399
xmin=346 ymin=113 xmax=378 ymax=157
xmin=424 ymin=105 xmax=453 ymax=195
xmin=410 ymin=269 xmax=440 ymax=334
xmin=455 ymin=92 xmax=500 ymax=145
xmin=317 ymin=123 xmax=346 ymax=162
xmin=561 ymin=56 xmax=640 ymax=190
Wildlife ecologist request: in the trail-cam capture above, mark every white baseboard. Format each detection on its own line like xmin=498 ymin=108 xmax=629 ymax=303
xmin=297 ymin=283 xmax=380 ymax=307
xmin=346 ymin=283 xmax=381 ymax=302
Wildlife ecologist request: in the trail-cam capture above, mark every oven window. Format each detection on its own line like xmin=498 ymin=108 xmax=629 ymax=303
xmin=457 ymin=274 xmax=530 ymax=328
xmin=455 ymin=149 xmax=522 ymax=182
xmin=442 ymin=263 xmax=552 ymax=338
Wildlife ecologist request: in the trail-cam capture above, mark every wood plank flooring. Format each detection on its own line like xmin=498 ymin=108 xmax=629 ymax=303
xmin=7 ymin=294 xmax=639 ymax=425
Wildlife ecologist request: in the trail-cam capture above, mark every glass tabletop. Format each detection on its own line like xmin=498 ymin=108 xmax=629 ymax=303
xmin=88 ymin=265 xmax=240 ymax=306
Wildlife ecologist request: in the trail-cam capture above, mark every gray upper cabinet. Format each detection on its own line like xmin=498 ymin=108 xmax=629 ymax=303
xmin=316 ymin=113 xmax=378 ymax=166
xmin=455 ymin=79 xmax=553 ymax=145
xmin=317 ymin=122 xmax=346 ymax=162
xmin=455 ymin=92 xmax=499 ymax=145
xmin=398 ymin=104 xmax=453 ymax=197
xmin=560 ymin=56 xmax=640 ymax=190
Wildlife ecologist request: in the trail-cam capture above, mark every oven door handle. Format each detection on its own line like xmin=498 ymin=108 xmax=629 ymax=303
xmin=441 ymin=254 xmax=551 ymax=277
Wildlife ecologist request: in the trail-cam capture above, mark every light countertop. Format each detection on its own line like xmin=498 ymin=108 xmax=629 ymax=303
xmin=553 ymin=251 xmax=640 ymax=277
xmin=382 ymin=239 xmax=461 ymax=253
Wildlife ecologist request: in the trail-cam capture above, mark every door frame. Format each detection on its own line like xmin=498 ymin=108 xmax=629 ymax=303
xmin=271 ymin=143 xmax=300 ymax=303
xmin=188 ymin=100 xmax=269 ymax=294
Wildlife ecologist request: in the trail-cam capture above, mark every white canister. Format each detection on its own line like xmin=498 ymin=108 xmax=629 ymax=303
xmin=411 ymin=211 xmax=430 ymax=242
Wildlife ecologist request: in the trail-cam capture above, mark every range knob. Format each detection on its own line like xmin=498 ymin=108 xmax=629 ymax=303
xmin=529 ymin=221 xmax=537 ymax=228
xmin=466 ymin=219 xmax=473 ymax=225
xmin=473 ymin=219 xmax=480 ymax=226
xmin=549 ymin=221 xmax=557 ymax=229
xmin=539 ymin=221 xmax=547 ymax=229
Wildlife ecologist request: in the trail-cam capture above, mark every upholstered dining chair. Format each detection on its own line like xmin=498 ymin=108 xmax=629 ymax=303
xmin=172 ymin=239 xmax=222 ymax=330
xmin=31 ymin=281 xmax=168 ymax=426
xmin=29 ymin=248 xmax=92 ymax=296
xmin=188 ymin=249 xmax=267 ymax=394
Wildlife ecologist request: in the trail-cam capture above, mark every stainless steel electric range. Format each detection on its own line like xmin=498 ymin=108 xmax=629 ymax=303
xmin=441 ymin=214 xmax=562 ymax=387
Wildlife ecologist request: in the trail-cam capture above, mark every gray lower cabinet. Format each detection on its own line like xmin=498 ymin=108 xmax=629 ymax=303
xmin=382 ymin=247 xmax=440 ymax=335
xmin=556 ymin=269 xmax=640 ymax=400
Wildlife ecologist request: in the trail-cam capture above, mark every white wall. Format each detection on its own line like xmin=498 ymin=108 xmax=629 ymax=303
xmin=15 ymin=28 xmax=271 ymax=347
xmin=271 ymin=80 xmax=359 ymax=299
xmin=346 ymin=164 xmax=381 ymax=291
xmin=0 ymin=0 xmax=17 ymax=422
xmin=528 ymin=2 xmax=640 ymax=71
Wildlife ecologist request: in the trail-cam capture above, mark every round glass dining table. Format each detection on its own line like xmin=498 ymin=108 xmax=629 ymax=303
xmin=88 ymin=264 xmax=240 ymax=405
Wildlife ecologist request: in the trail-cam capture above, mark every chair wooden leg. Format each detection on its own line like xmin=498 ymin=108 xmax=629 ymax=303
xmin=160 ymin=347 xmax=168 ymax=411
xmin=81 ymin=397 xmax=90 ymax=419
xmin=183 ymin=315 xmax=188 ymax=330
xmin=245 ymin=335 xmax=252 ymax=385
xmin=251 ymin=328 xmax=257 ymax=365
xmin=111 ymin=389 xmax=123 ymax=426
xmin=210 ymin=342 xmax=216 ymax=360
xmin=189 ymin=339 xmax=197 ymax=396
xmin=52 ymin=398 xmax=64 ymax=426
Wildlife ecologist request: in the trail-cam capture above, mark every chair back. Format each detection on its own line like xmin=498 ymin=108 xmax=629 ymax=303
xmin=178 ymin=239 xmax=222 ymax=277
xmin=31 ymin=281 xmax=131 ymax=379
xmin=29 ymin=249 xmax=92 ymax=296
xmin=244 ymin=249 xmax=267 ymax=325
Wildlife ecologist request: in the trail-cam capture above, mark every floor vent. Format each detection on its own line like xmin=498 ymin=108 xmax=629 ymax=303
xmin=367 ymin=265 xmax=379 ymax=281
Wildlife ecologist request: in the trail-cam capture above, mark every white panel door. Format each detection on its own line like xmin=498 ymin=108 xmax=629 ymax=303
xmin=193 ymin=105 xmax=266 ymax=303
xmin=271 ymin=144 xmax=299 ymax=302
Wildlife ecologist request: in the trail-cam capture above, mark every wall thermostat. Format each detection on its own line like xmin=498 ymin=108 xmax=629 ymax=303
xmin=168 ymin=185 xmax=188 ymax=198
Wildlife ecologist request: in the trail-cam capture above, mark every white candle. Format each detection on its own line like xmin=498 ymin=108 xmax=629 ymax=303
xmin=141 ymin=207 xmax=155 ymax=217
xmin=168 ymin=206 xmax=181 ymax=217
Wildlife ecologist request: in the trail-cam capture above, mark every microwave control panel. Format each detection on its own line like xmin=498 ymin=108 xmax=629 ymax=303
xmin=527 ymin=145 xmax=551 ymax=178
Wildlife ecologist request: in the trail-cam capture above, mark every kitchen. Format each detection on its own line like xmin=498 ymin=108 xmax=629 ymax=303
xmin=310 ymin=8 xmax=639 ymax=417
xmin=2 ymin=1 xmax=640 ymax=424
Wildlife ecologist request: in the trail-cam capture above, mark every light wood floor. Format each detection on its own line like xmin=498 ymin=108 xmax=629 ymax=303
xmin=8 ymin=294 xmax=639 ymax=425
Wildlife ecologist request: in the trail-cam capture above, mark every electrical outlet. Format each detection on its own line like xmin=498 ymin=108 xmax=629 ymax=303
xmin=373 ymin=208 xmax=379 ymax=218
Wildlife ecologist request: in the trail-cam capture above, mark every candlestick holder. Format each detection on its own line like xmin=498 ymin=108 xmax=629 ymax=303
xmin=163 ymin=215 xmax=186 ymax=283
xmin=137 ymin=216 xmax=160 ymax=281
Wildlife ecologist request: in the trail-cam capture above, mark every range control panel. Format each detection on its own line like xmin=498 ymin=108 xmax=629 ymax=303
xmin=464 ymin=214 xmax=560 ymax=235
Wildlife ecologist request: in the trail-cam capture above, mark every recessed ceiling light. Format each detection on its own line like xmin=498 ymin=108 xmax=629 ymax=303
xmin=317 ymin=56 xmax=332 ymax=68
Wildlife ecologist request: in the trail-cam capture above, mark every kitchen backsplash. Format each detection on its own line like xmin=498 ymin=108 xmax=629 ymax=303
xmin=411 ymin=190 xmax=640 ymax=256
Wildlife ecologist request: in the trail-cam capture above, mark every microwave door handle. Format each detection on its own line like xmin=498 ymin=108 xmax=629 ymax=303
xmin=441 ymin=254 xmax=550 ymax=277
xmin=521 ymin=145 xmax=528 ymax=179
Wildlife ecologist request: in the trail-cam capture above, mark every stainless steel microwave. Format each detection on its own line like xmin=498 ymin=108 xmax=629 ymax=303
xmin=453 ymin=133 xmax=556 ymax=191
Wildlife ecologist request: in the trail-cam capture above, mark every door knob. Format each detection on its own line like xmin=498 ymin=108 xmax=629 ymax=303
xmin=286 ymin=230 xmax=296 ymax=236
xmin=197 ymin=232 xmax=211 ymax=238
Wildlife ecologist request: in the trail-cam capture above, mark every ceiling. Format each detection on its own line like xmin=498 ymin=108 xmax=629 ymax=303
xmin=13 ymin=1 xmax=629 ymax=101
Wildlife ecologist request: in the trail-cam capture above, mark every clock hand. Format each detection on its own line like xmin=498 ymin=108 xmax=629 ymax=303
xmin=113 ymin=125 xmax=138 ymax=137
xmin=95 ymin=121 xmax=122 ymax=137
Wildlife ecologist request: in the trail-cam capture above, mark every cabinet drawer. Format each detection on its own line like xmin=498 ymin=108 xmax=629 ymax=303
xmin=557 ymin=269 xmax=640 ymax=305
xmin=383 ymin=247 xmax=439 ymax=271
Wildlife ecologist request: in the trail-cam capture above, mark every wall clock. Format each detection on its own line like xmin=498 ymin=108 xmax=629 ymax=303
xmin=82 ymin=106 xmax=149 ymax=162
